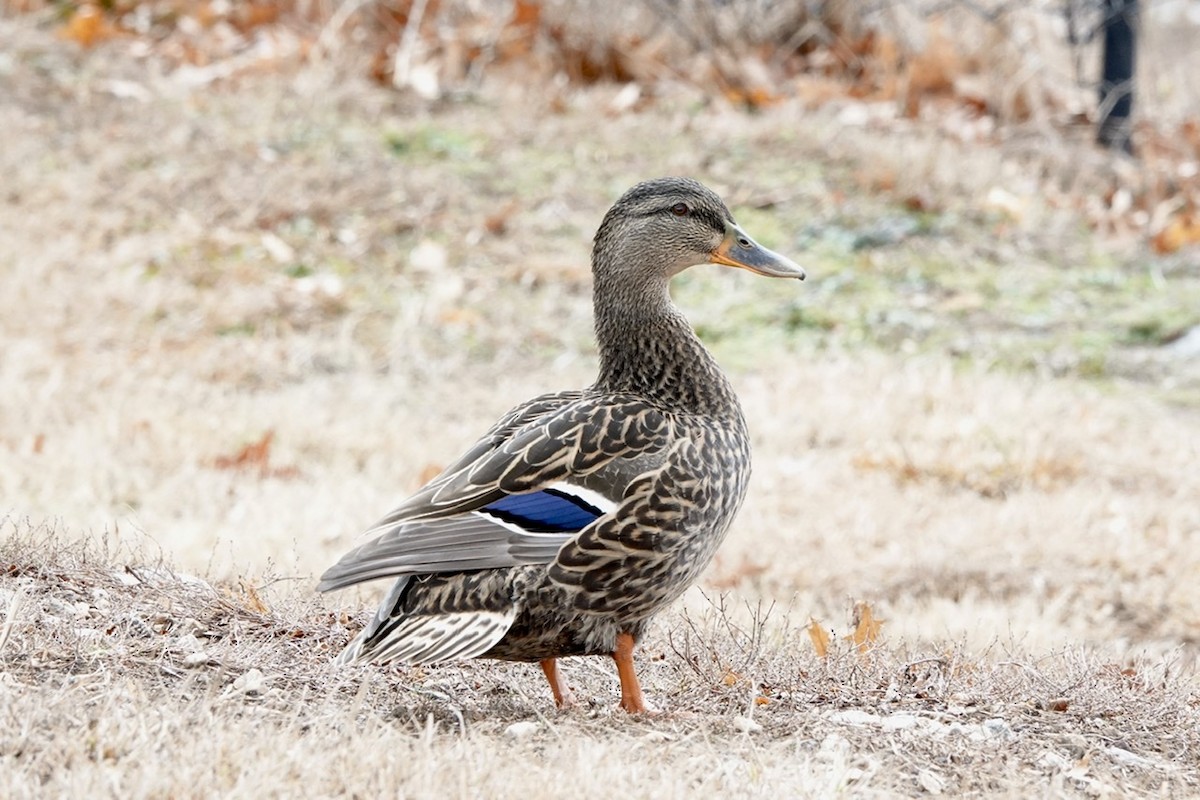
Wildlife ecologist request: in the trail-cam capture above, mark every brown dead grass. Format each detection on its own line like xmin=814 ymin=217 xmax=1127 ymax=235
xmin=2 ymin=13 xmax=1199 ymax=800
xmin=3 ymin=524 xmax=1198 ymax=798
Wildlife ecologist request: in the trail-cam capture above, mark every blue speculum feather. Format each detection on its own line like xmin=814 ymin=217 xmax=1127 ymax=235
xmin=480 ymin=488 xmax=603 ymax=534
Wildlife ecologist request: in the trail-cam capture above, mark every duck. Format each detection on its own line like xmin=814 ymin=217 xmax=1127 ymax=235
xmin=318 ymin=177 xmax=805 ymax=713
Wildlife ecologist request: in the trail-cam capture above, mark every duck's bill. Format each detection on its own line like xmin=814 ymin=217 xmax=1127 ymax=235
xmin=709 ymin=221 xmax=806 ymax=280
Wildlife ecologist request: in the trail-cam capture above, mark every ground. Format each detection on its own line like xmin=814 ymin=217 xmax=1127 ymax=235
xmin=2 ymin=12 xmax=1199 ymax=800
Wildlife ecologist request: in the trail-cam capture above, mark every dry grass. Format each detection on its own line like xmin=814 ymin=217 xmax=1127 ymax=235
xmin=2 ymin=12 xmax=1200 ymax=799
xmin=3 ymin=524 xmax=1198 ymax=797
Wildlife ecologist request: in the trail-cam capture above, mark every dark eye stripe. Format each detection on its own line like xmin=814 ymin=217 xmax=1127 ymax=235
xmin=630 ymin=204 xmax=727 ymax=235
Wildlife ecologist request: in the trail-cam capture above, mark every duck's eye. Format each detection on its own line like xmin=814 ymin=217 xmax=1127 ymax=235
xmin=670 ymin=202 xmax=690 ymax=217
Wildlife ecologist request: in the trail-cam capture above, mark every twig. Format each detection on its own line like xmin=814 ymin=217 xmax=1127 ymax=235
xmin=313 ymin=0 xmax=375 ymax=60
xmin=411 ymin=686 xmax=467 ymax=736
xmin=997 ymin=659 xmax=1066 ymax=694
xmin=393 ymin=0 xmax=431 ymax=91
xmin=666 ymin=623 xmax=705 ymax=678
xmin=0 ymin=589 xmax=26 ymax=656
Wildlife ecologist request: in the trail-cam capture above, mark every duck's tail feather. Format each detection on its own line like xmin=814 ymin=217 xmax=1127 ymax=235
xmin=334 ymin=575 xmax=515 ymax=666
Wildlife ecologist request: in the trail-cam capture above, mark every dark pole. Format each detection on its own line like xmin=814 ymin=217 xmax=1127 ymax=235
xmin=1097 ymin=0 xmax=1137 ymax=154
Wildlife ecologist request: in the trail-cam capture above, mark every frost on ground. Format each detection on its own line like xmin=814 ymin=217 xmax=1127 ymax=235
xmin=2 ymin=12 xmax=1199 ymax=800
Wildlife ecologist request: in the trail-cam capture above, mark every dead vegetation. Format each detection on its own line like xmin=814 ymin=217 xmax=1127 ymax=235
xmin=21 ymin=0 xmax=1200 ymax=251
xmin=2 ymin=6 xmax=1200 ymax=798
xmin=3 ymin=523 xmax=1198 ymax=797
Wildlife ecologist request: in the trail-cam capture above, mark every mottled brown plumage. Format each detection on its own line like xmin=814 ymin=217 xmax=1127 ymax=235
xmin=318 ymin=177 xmax=805 ymax=712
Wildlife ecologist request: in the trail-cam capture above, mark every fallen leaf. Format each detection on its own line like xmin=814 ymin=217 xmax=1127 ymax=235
xmin=807 ymin=617 xmax=830 ymax=658
xmin=483 ymin=199 xmax=520 ymax=235
xmin=1152 ymin=211 xmax=1200 ymax=254
xmin=903 ymin=24 xmax=960 ymax=118
xmin=211 ymin=431 xmax=300 ymax=479
xmin=852 ymin=601 xmax=883 ymax=652
xmin=213 ymin=430 xmax=275 ymax=472
xmin=239 ymin=581 xmax=271 ymax=614
xmin=509 ymin=0 xmax=541 ymax=32
xmin=230 ymin=1 xmax=282 ymax=33
xmin=58 ymin=4 xmax=118 ymax=48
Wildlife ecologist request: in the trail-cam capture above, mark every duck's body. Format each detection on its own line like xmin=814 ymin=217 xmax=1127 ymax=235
xmin=319 ymin=178 xmax=804 ymax=711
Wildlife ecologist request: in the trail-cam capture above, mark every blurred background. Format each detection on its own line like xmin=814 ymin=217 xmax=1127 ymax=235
xmin=1 ymin=0 xmax=1197 ymax=659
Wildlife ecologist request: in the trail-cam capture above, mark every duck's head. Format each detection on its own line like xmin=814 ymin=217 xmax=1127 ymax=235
xmin=592 ymin=177 xmax=806 ymax=285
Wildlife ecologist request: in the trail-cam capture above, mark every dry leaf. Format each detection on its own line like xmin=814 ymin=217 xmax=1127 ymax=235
xmin=230 ymin=1 xmax=282 ymax=33
xmin=213 ymin=430 xmax=275 ymax=471
xmin=239 ymin=580 xmax=271 ymax=614
xmin=58 ymin=4 xmax=118 ymax=48
xmin=509 ymin=0 xmax=541 ymax=32
xmin=721 ymin=669 xmax=742 ymax=687
xmin=483 ymin=200 xmax=520 ymax=235
xmin=211 ymin=430 xmax=299 ymax=478
xmin=723 ymin=85 xmax=781 ymax=110
xmin=807 ymin=617 xmax=830 ymax=658
xmin=1152 ymin=211 xmax=1200 ymax=254
xmin=852 ymin=601 xmax=883 ymax=652
xmin=1182 ymin=119 xmax=1200 ymax=156
xmin=903 ymin=25 xmax=960 ymax=117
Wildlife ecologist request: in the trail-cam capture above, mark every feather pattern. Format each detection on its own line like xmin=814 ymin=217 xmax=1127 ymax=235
xmin=319 ymin=178 xmax=805 ymax=711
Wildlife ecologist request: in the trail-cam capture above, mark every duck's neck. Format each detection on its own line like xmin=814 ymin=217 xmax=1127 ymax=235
xmin=591 ymin=272 xmax=741 ymax=417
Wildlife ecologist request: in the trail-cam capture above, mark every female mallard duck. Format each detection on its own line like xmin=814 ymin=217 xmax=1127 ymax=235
xmin=319 ymin=177 xmax=805 ymax=713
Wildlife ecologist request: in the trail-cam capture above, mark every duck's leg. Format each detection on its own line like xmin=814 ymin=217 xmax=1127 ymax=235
xmin=539 ymin=658 xmax=579 ymax=709
xmin=611 ymin=632 xmax=649 ymax=713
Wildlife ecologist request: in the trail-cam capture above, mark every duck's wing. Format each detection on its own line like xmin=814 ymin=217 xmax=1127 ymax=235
xmin=317 ymin=392 xmax=675 ymax=593
xmin=376 ymin=393 xmax=673 ymax=523
xmin=418 ymin=389 xmax=586 ymax=494
xmin=316 ymin=481 xmax=619 ymax=591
